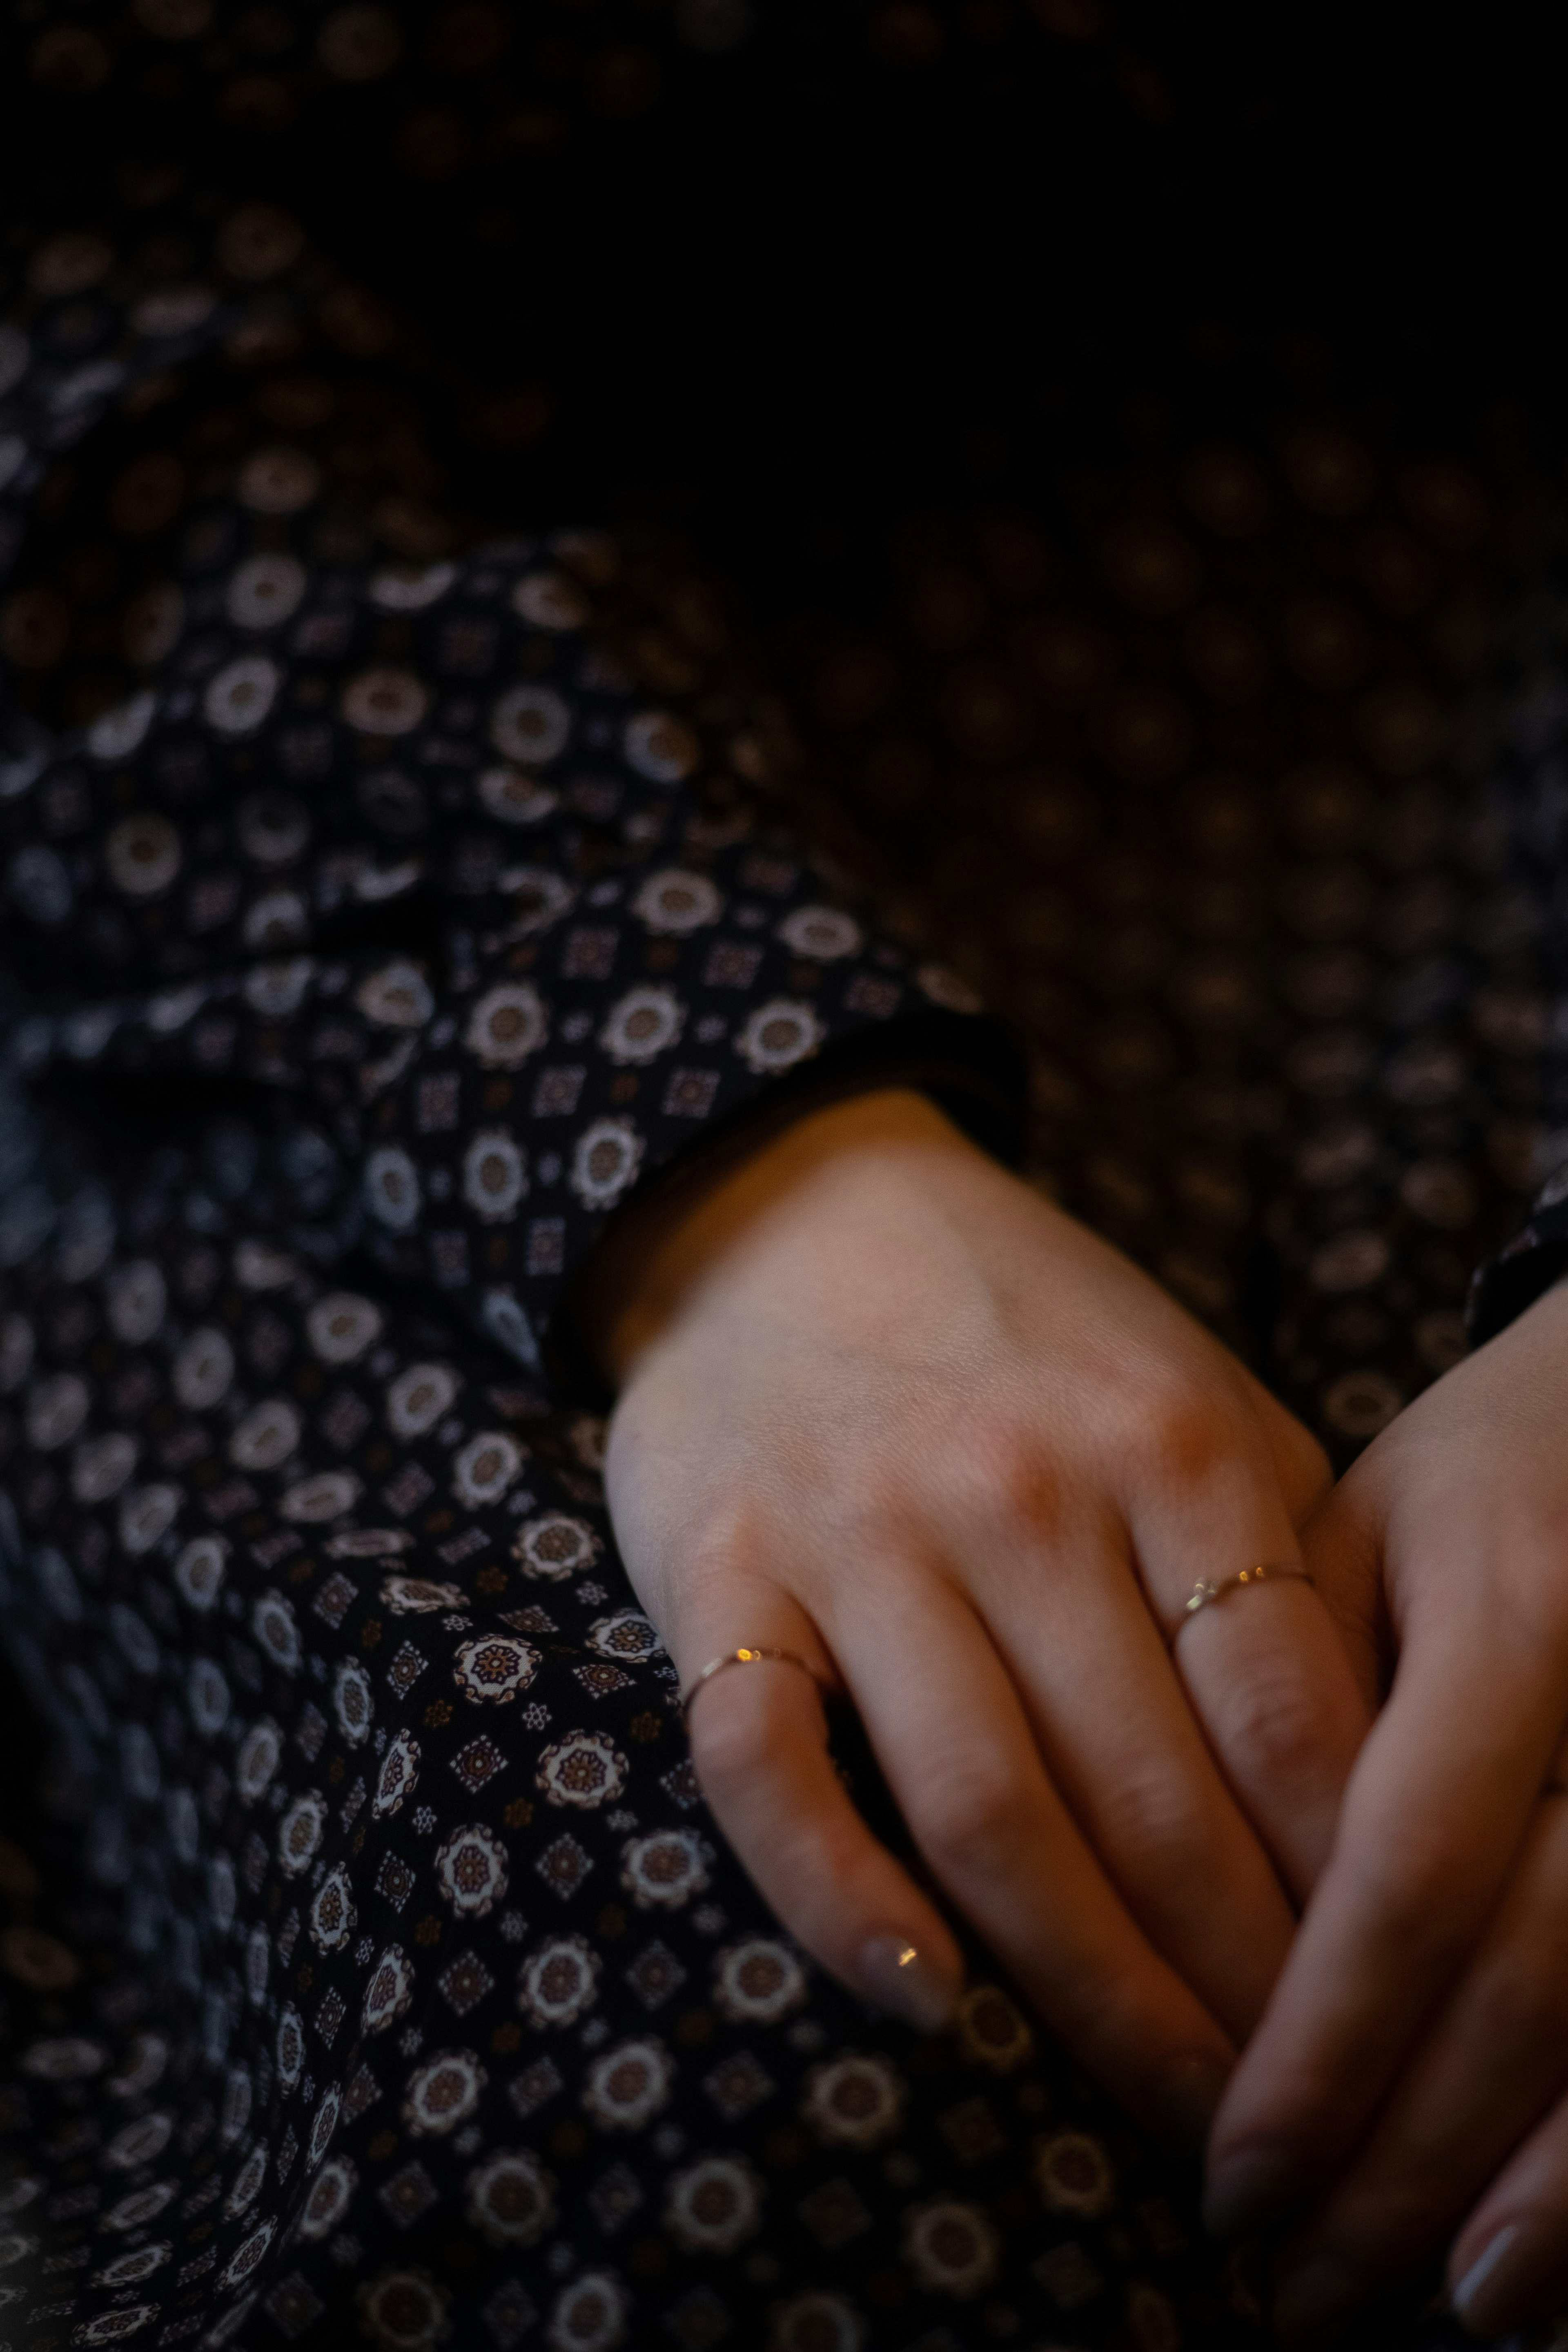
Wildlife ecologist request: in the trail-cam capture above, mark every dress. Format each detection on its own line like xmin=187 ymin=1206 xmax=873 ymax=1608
xmin=1 ymin=10 xmax=1566 ymax=2352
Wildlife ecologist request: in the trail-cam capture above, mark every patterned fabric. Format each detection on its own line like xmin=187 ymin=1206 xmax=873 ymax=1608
xmin=0 ymin=9 xmax=1566 ymax=2352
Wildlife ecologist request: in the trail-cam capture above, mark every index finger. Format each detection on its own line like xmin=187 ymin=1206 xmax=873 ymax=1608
xmin=1203 ymin=1524 xmax=1566 ymax=2241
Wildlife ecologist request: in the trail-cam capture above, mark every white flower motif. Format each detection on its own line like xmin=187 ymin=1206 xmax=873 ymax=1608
xmin=600 ymin=983 xmax=685 ymax=1066
xmin=362 ymin=1944 xmax=415 ymax=2034
xmin=451 ymin=1430 xmax=523 ymax=1508
xmin=103 ymin=2183 xmax=176 ymax=2234
xmin=186 ymin=1657 xmax=231 ymax=1738
xmin=227 ymin=551 xmax=307 ymax=630
xmin=569 ymin=1116 xmax=644 ymax=1210
xmin=512 ymin=1515 xmax=597 ymax=1590
xmin=385 ymin=1361 xmax=459 ymax=1438
xmin=769 ymin=2294 xmax=865 ymax=2352
xmin=242 ymin=955 xmax=315 ymax=1020
xmin=172 ymin=1535 xmax=227 ymax=1613
xmin=499 ymin=862 xmax=576 ymax=936
xmin=490 ymin=682 xmax=571 ymax=765
xmin=25 ymin=1372 xmax=89 ymax=1450
xmin=369 ymin=561 xmax=456 ymax=610
xmin=309 ymin=1864 xmax=356 ymax=1953
xmin=105 ymin=812 xmax=180 ymax=898
xmin=297 ymin=2155 xmax=357 ymax=2246
xmin=803 ymin=2054 xmax=905 ymax=2148
xmin=777 ymin=903 xmax=864 ymax=961
xmin=403 ymin=2048 xmax=487 ymax=2137
xmin=536 ymin=1730 xmax=628 ymax=1811
xmin=235 ymin=1718 xmax=283 ymax=1804
xmin=365 ymin=1143 xmax=422 ymax=1231
xmin=332 ymin=1658 xmax=374 ymax=1746
xmin=342 ymin=666 xmax=430 ymax=738
xmin=621 ymin=1828 xmax=712 ymax=1913
xmin=466 ymin=2148 xmax=556 ymax=2246
xmin=0 ymin=1314 xmax=34 ymax=1392
xmin=516 ymin=1934 xmax=600 ymax=2028
xmin=105 ymin=1260 xmax=165 ymax=1345
xmin=277 ymin=1790 xmax=327 ymax=1877
xmin=275 ymin=2005 xmax=305 ymax=2091
xmin=20 ymin=2036 xmax=103 ymax=2080
xmin=68 ymin=2307 xmax=164 ymax=2346
xmin=280 ymin=1470 xmax=361 ymax=1523
xmin=734 ymin=997 xmax=825 ymax=1076
xmin=664 ymin=2154 xmax=762 ymax=2254
xmin=434 ymin=1822 xmax=510 ymax=1916
xmin=131 ymin=285 xmax=216 ymax=339
xmin=479 ymin=1287 xmax=539 ymax=1369
xmin=581 ymin=2038 xmax=673 ymax=2132
xmin=546 ymin=2274 xmax=627 ymax=2352
xmin=109 ymin=1604 xmax=158 ymax=1676
xmin=330 ymin=1527 xmax=414 ymax=1557
xmin=355 ymin=960 xmax=434 ymax=1029
xmin=901 ymin=2198 xmax=998 ymax=2298
xmin=462 ymin=1129 xmax=528 ymax=1223
xmin=103 ymin=2111 xmax=174 ymax=2171
xmin=118 ymin=1482 xmax=179 ymax=1556
xmin=1036 ymin=2127 xmax=1117 ymax=2216
xmin=244 ymin=889 xmax=308 ymax=948
xmin=228 ymin=1398 xmax=302 ymax=1471
xmin=511 ymin=571 xmax=588 ymax=630
xmin=712 ymin=1936 xmax=806 ymax=2022
xmin=357 ymin=2270 xmax=450 ymax=2350
xmin=586 ymin=1609 xmax=659 ymax=1662
xmin=88 ymin=690 xmax=157 ymax=762
xmin=234 ymin=1238 xmax=296 ymax=1290
xmin=373 ymin=1731 xmax=421 ymax=1817
xmin=452 ymin=1635 xmax=539 ymax=1705
xmin=203 ymin=653 xmax=280 ymax=736
xmin=94 ymin=2237 xmax=172 ymax=2285
xmin=252 ymin=1590 xmax=302 ymax=1671
xmin=236 ymin=445 xmax=321 ymax=513
xmin=172 ymin=1326 xmax=233 ymax=1410
xmin=71 ymin=1432 xmax=136 ymax=1504
xmin=381 ymin=1575 xmax=464 ymax=1615
xmin=477 ymin=764 xmax=558 ymax=826
xmin=624 ymin=709 xmax=699 ymax=782
xmin=305 ymin=1291 xmax=383 ymax=1365
xmin=308 ymin=2080 xmax=343 ymax=2169
xmin=464 ymin=980 xmax=548 ymax=1068
xmin=217 ymin=2214 xmax=276 ymax=2293
xmin=223 ymin=2146 xmax=267 ymax=2220
xmin=630 ymin=867 xmax=722 ymax=934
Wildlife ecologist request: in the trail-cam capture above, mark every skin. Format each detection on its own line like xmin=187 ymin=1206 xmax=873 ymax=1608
xmin=1202 ymin=1273 xmax=1568 ymax=2345
xmin=576 ymin=1085 xmax=1370 ymax=2149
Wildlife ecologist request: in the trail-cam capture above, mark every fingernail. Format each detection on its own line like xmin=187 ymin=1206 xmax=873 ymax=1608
xmin=1453 ymin=2228 xmax=1522 ymax=2336
xmin=1272 ymin=2254 xmax=1360 ymax=2352
xmin=859 ymin=1934 xmax=959 ymax=2033
xmin=1203 ymin=2146 xmax=1301 ymax=2241
xmin=1150 ymin=2052 xmax=1232 ymax=2155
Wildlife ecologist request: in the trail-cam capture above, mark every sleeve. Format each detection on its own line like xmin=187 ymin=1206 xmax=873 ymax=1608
xmin=0 ymin=210 xmax=1025 ymax=1402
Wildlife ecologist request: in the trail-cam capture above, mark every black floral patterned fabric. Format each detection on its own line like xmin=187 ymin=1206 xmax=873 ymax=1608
xmin=0 ymin=9 xmax=1566 ymax=2352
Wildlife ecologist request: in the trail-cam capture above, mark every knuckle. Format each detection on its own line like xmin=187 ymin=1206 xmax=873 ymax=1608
xmin=1096 ymin=1768 xmax=1221 ymax=1888
xmin=1216 ymin=1663 xmax=1333 ymax=1793
xmin=1141 ymin=1385 xmax=1234 ymax=1492
xmin=915 ymin=1760 xmax=1030 ymax=1881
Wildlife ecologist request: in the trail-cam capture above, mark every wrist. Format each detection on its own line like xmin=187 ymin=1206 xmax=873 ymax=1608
xmin=573 ymin=1086 xmax=977 ymax=1388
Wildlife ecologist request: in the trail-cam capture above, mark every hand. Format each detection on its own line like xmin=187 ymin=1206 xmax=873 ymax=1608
xmin=1201 ymin=1274 xmax=1568 ymax=2344
xmin=578 ymin=1088 xmax=1369 ymax=2146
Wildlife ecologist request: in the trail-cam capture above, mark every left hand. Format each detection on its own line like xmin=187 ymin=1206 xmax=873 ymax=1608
xmin=1202 ymin=1273 xmax=1568 ymax=2345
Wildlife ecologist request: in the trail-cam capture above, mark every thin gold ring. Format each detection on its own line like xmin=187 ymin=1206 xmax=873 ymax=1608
xmin=681 ymin=1646 xmax=835 ymax=1716
xmin=1175 ymin=1562 xmax=1313 ymax=1642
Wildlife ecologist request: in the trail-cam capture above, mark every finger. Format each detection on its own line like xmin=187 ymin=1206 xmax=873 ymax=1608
xmin=1298 ymin=1472 xmax=1391 ymax=1717
xmin=1205 ymin=1571 xmax=1567 ymax=2245
xmin=1243 ymin=1369 xmax=1334 ymax=1527
xmin=976 ymin=1514 xmax=1298 ymax=2043
xmin=674 ymin=1582 xmax=966 ymax=2034
xmin=1129 ymin=1399 xmax=1374 ymax=1901
xmin=832 ymin=1568 xmax=1239 ymax=2149
xmin=1266 ymin=1782 xmax=1568 ymax=2349
xmin=1448 ymin=2073 xmax=1568 ymax=2338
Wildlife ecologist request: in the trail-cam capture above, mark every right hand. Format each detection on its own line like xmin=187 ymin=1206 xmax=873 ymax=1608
xmin=579 ymin=1088 xmax=1372 ymax=2145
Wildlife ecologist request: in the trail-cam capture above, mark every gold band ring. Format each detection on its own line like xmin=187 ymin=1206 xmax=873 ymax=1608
xmin=681 ymin=1646 xmax=835 ymax=1715
xmin=1175 ymin=1562 xmax=1314 ymax=1642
